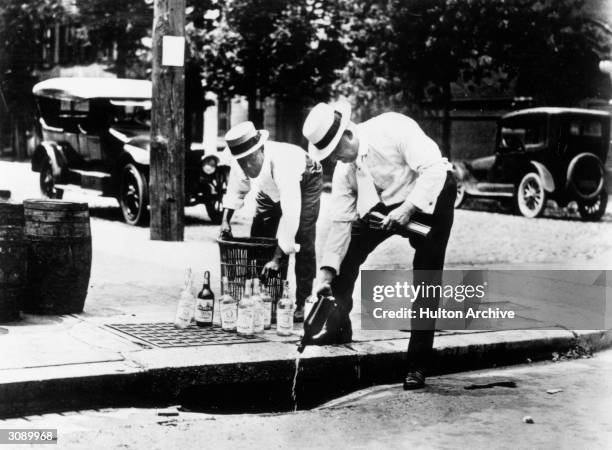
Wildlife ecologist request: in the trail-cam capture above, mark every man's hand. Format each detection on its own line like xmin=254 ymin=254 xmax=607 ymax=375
xmin=261 ymin=258 xmax=281 ymax=282
xmin=316 ymin=268 xmax=336 ymax=298
xmin=219 ymin=221 xmax=233 ymax=239
xmin=382 ymin=202 xmax=416 ymax=232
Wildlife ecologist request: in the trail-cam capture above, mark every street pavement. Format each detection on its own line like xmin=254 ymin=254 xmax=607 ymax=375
xmin=4 ymin=349 xmax=611 ymax=450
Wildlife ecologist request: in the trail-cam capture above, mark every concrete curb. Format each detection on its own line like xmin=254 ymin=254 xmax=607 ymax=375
xmin=1 ymin=329 xmax=610 ymax=418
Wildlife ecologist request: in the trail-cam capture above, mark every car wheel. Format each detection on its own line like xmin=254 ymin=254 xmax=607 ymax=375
xmin=205 ymin=168 xmax=228 ymax=224
xmin=455 ymin=181 xmax=466 ymax=208
xmin=516 ymin=172 xmax=547 ymax=218
xmin=119 ymin=163 xmax=149 ymax=226
xmin=39 ymin=159 xmax=63 ymax=199
xmin=578 ymin=186 xmax=608 ymax=221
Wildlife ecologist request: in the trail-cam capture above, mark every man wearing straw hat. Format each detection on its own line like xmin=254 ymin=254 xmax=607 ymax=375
xmin=302 ymin=101 xmax=456 ymax=390
xmin=220 ymin=121 xmax=323 ymax=322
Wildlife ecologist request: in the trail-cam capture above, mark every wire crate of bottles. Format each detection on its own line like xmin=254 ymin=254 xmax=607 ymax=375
xmin=217 ymin=236 xmax=288 ymax=307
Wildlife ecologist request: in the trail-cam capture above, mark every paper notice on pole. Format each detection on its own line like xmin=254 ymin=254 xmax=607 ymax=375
xmin=162 ymin=36 xmax=185 ymax=67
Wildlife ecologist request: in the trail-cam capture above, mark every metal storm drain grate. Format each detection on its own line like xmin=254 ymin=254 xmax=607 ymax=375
xmin=106 ymin=322 xmax=267 ymax=348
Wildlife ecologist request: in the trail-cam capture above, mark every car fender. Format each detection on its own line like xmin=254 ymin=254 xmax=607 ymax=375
xmin=123 ymin=144 xmax=150 ymax=166
xmin=451 ymin=161 xmax=469 ymax=181
xmin=31 ymin=141 xmax=66 ymax=176
xmin=529 ymin=161 xmax=555 ymax=193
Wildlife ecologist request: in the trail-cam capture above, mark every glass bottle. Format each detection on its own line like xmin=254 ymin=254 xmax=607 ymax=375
xmin=220 ymin=276 xmax=238 ymax=332
xmin=195 ymin=271 xmax=214 ymax=327
xmin=252 ymin=278 xmax=264 ymax=334
xmin=237 ymin=278 xmax=254 ymax=337
xmin=174 ymin=268 xmax=195 ymax=329
xmin=260 ymin=281 xmax=273 ymax=330
xmin=276 ymin=280 xmax=294 ymax=336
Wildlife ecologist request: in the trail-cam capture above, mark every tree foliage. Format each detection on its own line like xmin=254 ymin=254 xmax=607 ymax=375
xmin=333 ymin=0 xmax=612 ymax=117
xmin=75 ymin=0 xmax=152 ymax=77
xmin=189 ymin=0 xmax=349 ymax=106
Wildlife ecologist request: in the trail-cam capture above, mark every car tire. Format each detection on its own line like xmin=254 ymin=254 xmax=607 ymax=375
xmin=119 ymin=163 xmax=149 ymax=226
xmin=577 ymin=185 xmax=608 ymax=221
xmin=39 ymin=159 xmax=63 ymax=199
xmin=455 ymin=181 xmax=466 ymax=208
xmin=205 ymin=168 xmax=228 ymax=224
xmin=516 ymin=172 xmax=547 ymax=218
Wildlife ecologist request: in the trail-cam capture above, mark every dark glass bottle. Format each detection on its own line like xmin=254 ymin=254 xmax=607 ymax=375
xmin=195 ymin=271 xmax=214 ymax=327
xmin=297 ymin=294 xmax=339 ymax=353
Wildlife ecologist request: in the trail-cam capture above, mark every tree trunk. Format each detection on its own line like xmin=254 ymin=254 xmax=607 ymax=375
xmin=150 ymin=0 xmax=186 ymax=241
xmin=12 ymin=115 xmax=28 ymax=161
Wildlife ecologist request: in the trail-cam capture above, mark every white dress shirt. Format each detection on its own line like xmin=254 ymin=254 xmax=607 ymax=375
xmin=223 ymin=140 xmax=307 ymax=255
xmin=321 ymin=112 xmax=452 ymax=272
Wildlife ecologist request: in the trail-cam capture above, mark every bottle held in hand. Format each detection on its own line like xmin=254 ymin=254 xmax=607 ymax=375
xmin=260 ymin=282 xmax=273 ymax=330
xmin=276 ymin=280 xmax=294 ymax=337
xmin=220 ymin=276 xmax=238 ymax=332
xmin=237 ymin=279 xmax=255 ymax=337
xmin=195 ymin=271 xmax=214 ymax=327
xmin=174 ymin=268 xmax=196 ymax=329
xmin=252 ymin=278 xmax=264 ymax=334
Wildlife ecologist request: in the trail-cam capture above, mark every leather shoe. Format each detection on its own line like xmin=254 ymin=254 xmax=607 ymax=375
xmin=403 ymin=370 xmax=426 ymax=390
xmin=293 ymin=306 xmax=305 ymax=323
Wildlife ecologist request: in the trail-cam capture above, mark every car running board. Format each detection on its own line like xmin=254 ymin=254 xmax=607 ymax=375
xmin=466 ymin=182 xmax=515 ymax=197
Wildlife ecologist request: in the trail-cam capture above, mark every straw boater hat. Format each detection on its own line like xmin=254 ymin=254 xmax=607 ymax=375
xmin=225 ymin=121 xmax=270 ymax=159
xmin=302 ymin=100 xmax=352 ymax=161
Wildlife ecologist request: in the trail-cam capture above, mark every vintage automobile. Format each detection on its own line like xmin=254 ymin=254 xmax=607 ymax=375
xmin=31 ymin=77 xmax=229 ymax=225
xmin=453 ymin=107 xmax=610 ymax=220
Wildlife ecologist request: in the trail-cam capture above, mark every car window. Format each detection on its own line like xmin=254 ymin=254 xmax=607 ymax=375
xmin=499 ymin=116 xmax=546 ymax=151
xmin=570 ymin=119 xmax=603 ymax=138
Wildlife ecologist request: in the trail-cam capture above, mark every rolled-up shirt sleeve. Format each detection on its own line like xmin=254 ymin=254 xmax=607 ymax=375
xmin=223 ymin=159 xmax=251 ymax=210
xmin=274 ymin=155 xmax=305 ymax=255
xmin=320 ymin=163 xmax=358 ymax=273
xmin=397 ymin=116 xmax=449 ymax=213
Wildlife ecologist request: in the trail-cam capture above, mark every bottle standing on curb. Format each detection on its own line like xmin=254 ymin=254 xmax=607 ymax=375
xmin=252 ymin=278 xmax=264 ymax=334
xmin=174 ymin=268 xmax=196 ymax=329
xmin=195 ymin=271 xmax=214 ymax=327
xmin=276 ymin=280 xmax=294 ymax=336
xmin=237 ymin=279 xmax=255 ymax=337
xmin=260 ymin=282 xmax=273 ymax=330
xmin=220 ymin=276 xmax=238 ymax=332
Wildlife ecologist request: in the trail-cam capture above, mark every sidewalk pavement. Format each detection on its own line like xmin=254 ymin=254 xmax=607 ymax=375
xmin=0 ymin=211 xmax=610 ymax=417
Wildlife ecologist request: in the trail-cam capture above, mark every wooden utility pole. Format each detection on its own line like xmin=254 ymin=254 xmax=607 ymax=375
xmin=150 ymin=0 xmax=186 ymax=241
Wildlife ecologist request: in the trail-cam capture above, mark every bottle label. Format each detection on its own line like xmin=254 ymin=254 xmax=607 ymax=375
xmin=253 ymin=306 xmax=264 ymax=331
xmin=221 ymin=303 xmax=237 ymax=327
xmin=237 ymin=308 xmax=254 ymax=334
xmin=277 ymin=310 xmax=293 ymax=330
xmin=195 ymin=299 xmax=214 ymax=323
xmin=264 ymin=302 xmax=272 ymax=327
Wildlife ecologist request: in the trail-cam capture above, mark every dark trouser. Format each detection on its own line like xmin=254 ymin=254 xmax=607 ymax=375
xmin=331 ymin=172 xmax=456 ymax=372
xmin=250 ymin=157 xmax=322 ymax=308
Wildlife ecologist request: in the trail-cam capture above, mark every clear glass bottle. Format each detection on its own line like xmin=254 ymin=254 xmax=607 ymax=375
xmin=195 ymin=270 xmax=214 ymax=327
xmin=174 ymin=268 xmax=195 ymax=329
xmin=220 ymin=276 xmax=237 ymax=332
xmin=236 ymin=278 xmax=254 ymax=337
xmin=276 ymin=280 xmax=294 ymax=336
xmin=252 ymin=278 xmax=264 ymax=334
xmin=260 ymin=281 xmax=273 ymax=330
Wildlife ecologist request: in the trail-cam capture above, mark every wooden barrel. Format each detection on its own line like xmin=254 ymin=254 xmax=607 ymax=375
xmin=0 ymin=225 xmax=26 ymax=322
xmin=24 ymin=200 xmax=92 ymax=314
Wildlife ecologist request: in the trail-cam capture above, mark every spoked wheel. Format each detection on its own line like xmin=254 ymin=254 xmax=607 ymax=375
xmin=205 ymin=168 xmax=228 ymax=224
xmin=39 ymin=159 xmax=63 ymax=199
xmin=578 ymin=186 xmax=608 ymax=221
xmin=119 ymin=163 xmax=149 ymax=226
xmin=516 ymin=172 xmax=547 ymax=218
